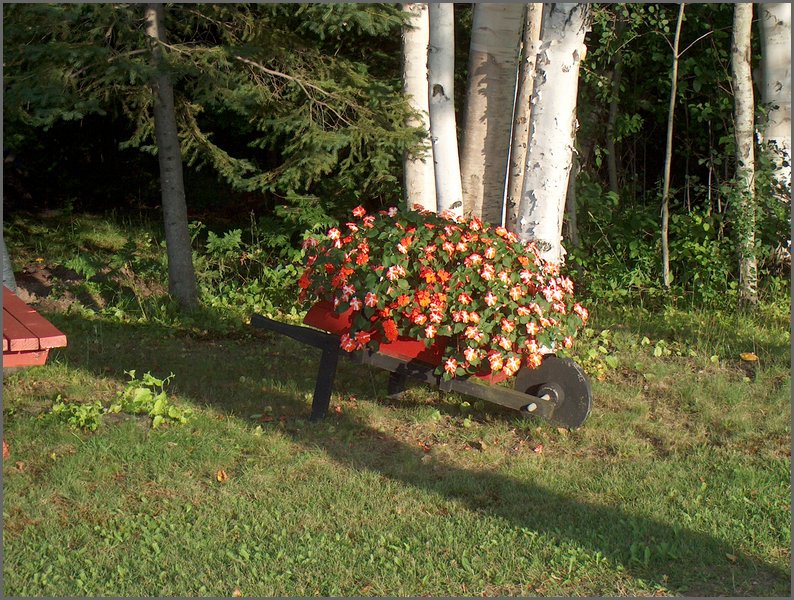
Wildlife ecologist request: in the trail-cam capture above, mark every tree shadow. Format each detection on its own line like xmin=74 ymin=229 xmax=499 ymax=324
xmin=42 ymin=311 xmax=791 ymax=596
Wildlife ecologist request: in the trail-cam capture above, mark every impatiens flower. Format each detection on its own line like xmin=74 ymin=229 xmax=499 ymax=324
xmin=437 ymin=269 xmax=451 ymax=283
xmin=383 ymin=319 xmax=399 ymax=342
xmin=355 ymin=253 xmax=369 ymax=265
xmin=509 ymin=285 xmax=524 ymax=301
xmin=424 ymin=244 xmax=437 ymax=255
xmin=425 ymin=324 xmax=437 ymax=339
xmin=444 ymin=357 xmax=458 ymax=375
xmin=349 ymin=297 xmax=363 ymax=311
xmin=328 ymin=228 xmax=341 ymax=240
xmin=563 ymin=336 xmax=573 ymax=349
xmin=442 ymin=241 xmax=456 ymax=255
xmin=386 ymin=265 xmax=405 ymax=281
xmin=340 ymin=334 xmax=358 ymax=352
xmin=388 ymin=206 xmax=398 ymax=217
xmin=464 ymin=253 xmax=483 ymax=267
xmin=468 ymin=311 xmax=480 ymax=323
xmin=498 ymin=336 xmax=513 ymax=351
xmin=452 ymin=310 xmax=469 ymax=323
xmin=526 ymin=321 xmax=539 ymax=336
xmin=469 ymin=217 xmax=482 ymax=232
xmin=498 ymin=270 xmax=510 ymax=284
xmin=362 ymin=215 xmax=376 ymax=228
xmin=355 ymin=330 xmax=372 ymax=345
xmin=505 ymin=355 xmax=522 ymax=373
xmin=342 ymin=284 xmax=356 ymax=297
xmin=520 ymin=269 xmax=532 ymax=284
xmin=346 ymin=222 xmax=359 ymax=232
xmin=365 ymin=292 xmax=378 ymax=308
xmin=429 ymin=309 xmax=444 ymax=324
xmin=352 ymin=205 xmax=366 ymax=218
xmin=552 ymin=302 xmax=567 ymax=314
xmin=480 ymin=264 xmax=495 ymax=281
xmin=495 ymin=226 xmax=509 ymax=238
xmin=526 ymin=339 xmax=539 ymax=353
xmin=484 ymin=291 xmax=498 ymax=307
xmin=484 ymin=246 xmax=496 ymax=259
xmin=464 ymin=326 xmax=481 ymax=340
xmin=464 ymin=347 xmax=478 ymax=363
xmin=457 ymin=293 xmax=472 ymax=305
xmin=501 ymin=319 xmax=515 ymax=333
xmin=516 ymin=306 xmax=531 ymax=317
xmin=455 ymin=241 xmax=468 ymax=253
xmin=488 ymin=353 xmax=504 ymax=371
xmin=397 ymin=294 xmax=411 ymax=307
xmin=527 ymin=353 xmax=543 ymax=368
xmin=413 ymin=313 xmax=428 ymax=326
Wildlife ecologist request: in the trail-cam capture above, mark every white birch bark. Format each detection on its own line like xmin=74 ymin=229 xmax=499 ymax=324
xmin=459 ymin=3 xmax=524 ymax=224
xmin=759 ymin=3 xmax=791 ymax=190
xmin=506 ymin=3 xmax=543 ymax=232
xmin=402 ymin=3 xmax=437 ymax=212
xmin=516 ymin=3 xmax=589 ymax=265
xmin=733 ymin=3 xmax=758 ymax=304
xmin=428 ymin=2 xmax=463 ymax=217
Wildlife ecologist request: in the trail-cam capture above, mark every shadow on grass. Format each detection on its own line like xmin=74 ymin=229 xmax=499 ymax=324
xmin=44 ymin=311 xmax=791 ymax=596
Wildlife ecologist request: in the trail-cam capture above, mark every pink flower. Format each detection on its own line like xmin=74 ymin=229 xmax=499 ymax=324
xmin=342 ymin=284 xmax=356 ymax=297
xmin=352 ymin=205 xmax=366 ymax=218
xmin=387 ymin=206 xmax=398 ymax=217
xmin=386 ymin=265 xmax=405 ymax=281
xmin=484 ymin=291 xmax=498 ymax=307
xmin=362 ymin=215 xmax=376 ymax=228
xmin=328 ymin=228 xmax=341 ymax=240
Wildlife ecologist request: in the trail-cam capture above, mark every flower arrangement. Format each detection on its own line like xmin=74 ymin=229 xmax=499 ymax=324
xmin=299 ymin=205 xmax=589 ymax=380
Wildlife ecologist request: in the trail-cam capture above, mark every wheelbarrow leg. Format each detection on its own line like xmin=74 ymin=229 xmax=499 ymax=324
xmin=387 ymin=371 xmax=407 ymax=399
xmin=310 ymin=345 xmax=340 ymax=421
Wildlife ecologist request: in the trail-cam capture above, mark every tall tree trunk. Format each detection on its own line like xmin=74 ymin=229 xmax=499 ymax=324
xmin=661 ymin=4 xmax=685 ymax=289
xmin=605 ymin=14 xmax=626 ymax=198
xmin=506 ymin=3 xmax=543 ymax=232
xmin=564 ymin=148 xmax=581 ymax=249
xmin=459 ymin=3 xmax=523 ymax=224
xmin=732 ymin=3 xmax=758 ymax=305
xmin=402 ymin=3 xmax=436 ymax=212
xmin=759 ymin=3 xmax=791 ymax=191
xmin=516 ymin=3 xmax=589 ymax=265
xmin=145 ymin=3 xmax=198 ymax=311
xmin=427 ymin=2 xmax=463 ymax=217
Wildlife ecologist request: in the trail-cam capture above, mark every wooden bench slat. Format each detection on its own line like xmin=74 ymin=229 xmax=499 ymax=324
xmin=3 ymin=287 xmax=67 ymax=349
xmin=2 ymin=309 xmax=40 ymax=351
xmin=3 ymin=335 xmax=8 ymax=352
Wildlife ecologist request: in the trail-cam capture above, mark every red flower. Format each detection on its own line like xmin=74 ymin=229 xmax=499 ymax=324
xmin=425 ymin=324 xmax=437 ymax=339
xmin=383 ymin=319 xmax=399 ymax=342
xmin=352 ymin=205 xmax=366 ymax=218
xmin=444 ymin=357 xmax=458 ymax=375
xmin=365 ymin=292 xmax=378 ymax=308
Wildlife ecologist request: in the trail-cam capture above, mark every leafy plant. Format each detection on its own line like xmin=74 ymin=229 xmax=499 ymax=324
xmin=301 ymin=206 xmax=589 ymax=380
xmin=48 ymin=396 xmax=104 ymax=432
xmin=110 ymin=370 xmax=191 ymax=429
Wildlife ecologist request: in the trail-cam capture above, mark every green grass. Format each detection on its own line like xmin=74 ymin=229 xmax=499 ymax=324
xmin=2 ymin=212 xmax=791 ymax=596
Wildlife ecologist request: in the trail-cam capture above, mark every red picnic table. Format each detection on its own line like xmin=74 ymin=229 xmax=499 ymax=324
xmin=3 ymin=286 xmax=67 ymax=368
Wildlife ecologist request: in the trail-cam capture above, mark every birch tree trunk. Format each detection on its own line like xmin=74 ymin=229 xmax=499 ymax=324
xmin=459 ymin=3 xmax=523 ymax=224
xmin=516 ymin=3 xmax=589 ymax=265
xmin=759 ymin=2 xmax=791 ymax=191
xmin=732 ymin=3 xmax=758 ymax=304
xmin=661 ymin=4 xmax=685 ymax=289
xmin=506 ymin=3 xmax=543 ymax=232
xmin=145 ymin=3 xmax=198 ymax=311
xmin=402 ymin=3 xmax=436 ymax=212
xmin=428 ymin=2 xmax=463 ymax=217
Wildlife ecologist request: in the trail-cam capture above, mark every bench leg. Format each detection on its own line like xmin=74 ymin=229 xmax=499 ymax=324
xmin=310 ymin=345 xmax=340 ymax=421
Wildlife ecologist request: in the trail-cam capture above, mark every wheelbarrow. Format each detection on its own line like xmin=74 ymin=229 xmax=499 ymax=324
xmin=251 ymin=301 xmax=592 ymax=428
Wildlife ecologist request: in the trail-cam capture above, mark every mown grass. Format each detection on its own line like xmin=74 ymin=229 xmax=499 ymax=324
xmin=2 ymin=212 xmax=791 ymax=596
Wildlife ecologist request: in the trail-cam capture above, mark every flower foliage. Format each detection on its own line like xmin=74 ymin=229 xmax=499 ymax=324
xmin=300 ymin=206 xmax=589 ymax=380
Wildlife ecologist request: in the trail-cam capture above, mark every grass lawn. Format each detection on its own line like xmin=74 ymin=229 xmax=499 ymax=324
xmin=2 ymin=213 xmax=791 ymax=596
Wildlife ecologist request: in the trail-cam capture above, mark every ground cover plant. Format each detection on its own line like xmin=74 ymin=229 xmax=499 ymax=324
xmin=2 ymin=212 xmax=791 ymax=597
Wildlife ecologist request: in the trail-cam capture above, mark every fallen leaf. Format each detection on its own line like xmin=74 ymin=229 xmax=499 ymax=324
xmin=468 ymin=439 xmax=487 ymax=451
xmin=232 ymin=588 xmax=243 ymax=597
xmin=15 ymin=461 xmax=26 ymax=472
xmin=739 ymin=352 xmax=758 ymax=362
xmin=3 ymin=440 xmax=9 ymax=461
xmin=726 ymin=553 xmax=738 ymax=563
xmin=216 ymin=469 xmax=229 ymax=483
xmin=556 ymin=427 xmax=569 ymax=435
xmin=533 ymin=444 xmax=544 ymax=454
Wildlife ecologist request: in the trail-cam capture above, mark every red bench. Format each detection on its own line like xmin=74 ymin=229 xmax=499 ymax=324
xmin=3 ymin=286 xmax=67 ymax=368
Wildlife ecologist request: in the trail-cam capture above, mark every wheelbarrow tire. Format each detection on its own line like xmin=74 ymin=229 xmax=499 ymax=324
xmin=514 ymin=355 xmax=592 ymax=429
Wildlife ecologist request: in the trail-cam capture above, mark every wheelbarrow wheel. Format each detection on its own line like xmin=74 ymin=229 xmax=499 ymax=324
xmin=514 ymin=355 xmax=592 ymax=429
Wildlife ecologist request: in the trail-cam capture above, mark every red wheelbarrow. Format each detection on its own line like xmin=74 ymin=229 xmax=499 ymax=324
xmin=251 ymin=301 xmax=592 ymax=428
